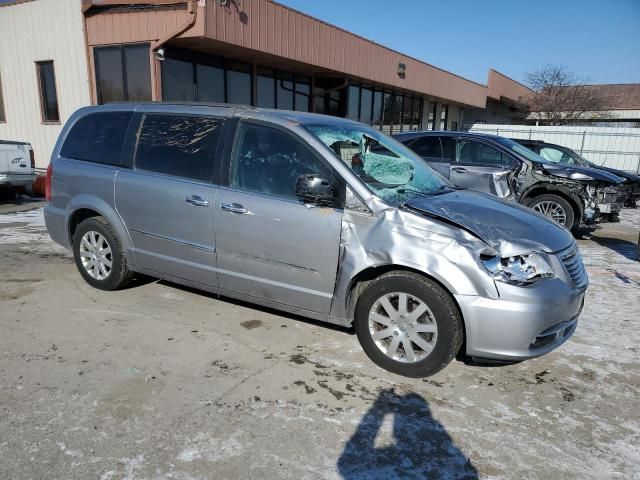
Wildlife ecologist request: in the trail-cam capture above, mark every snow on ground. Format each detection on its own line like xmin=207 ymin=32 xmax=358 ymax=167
xmin=0 ymin=205 xmax=638 ymax=479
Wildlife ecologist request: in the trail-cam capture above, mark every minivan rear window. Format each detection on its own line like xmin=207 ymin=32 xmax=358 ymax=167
xmin=61 ymin=111 xmax=133 ymax=165
xmin=134 ymin=114 xmax=224 ymax=183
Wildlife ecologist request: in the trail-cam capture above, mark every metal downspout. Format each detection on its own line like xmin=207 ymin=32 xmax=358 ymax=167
xmin=150 ymin=0 xmax=198 ymax=101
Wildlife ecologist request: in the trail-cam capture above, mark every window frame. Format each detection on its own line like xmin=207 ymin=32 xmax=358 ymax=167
xmin=407 ymin=136 xmax=443 ymax=163
xmin=94 ymin=43 xmax=152 ymax=105
xmin=455 ymin=138 xmax=513 ymax=167
xmin=132 ymin=112 xmax=228 ymax=185
xmin=225 ymin=119 xmax=345 ymax=208
xmin=35 ymin=60 xmax=60 ymax=124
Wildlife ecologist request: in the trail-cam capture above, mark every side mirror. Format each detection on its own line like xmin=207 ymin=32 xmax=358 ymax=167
xmin=295 ymin=174 xmax=336 ymax=205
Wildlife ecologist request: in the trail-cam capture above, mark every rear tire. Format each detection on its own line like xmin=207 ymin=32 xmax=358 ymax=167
xmin=353 ymin=271 xmax=463 ymax=378
xmin=527 ymin=194 xmax=575 ymax=230
xmin=72 ymin=217 xmax=133 ymax=291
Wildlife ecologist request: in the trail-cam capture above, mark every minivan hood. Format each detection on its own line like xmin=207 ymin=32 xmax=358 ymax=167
xmin=404 ymin=190 xmax=574 ymax=255
xmin=538 ymin=162 xmax=624 ymax=184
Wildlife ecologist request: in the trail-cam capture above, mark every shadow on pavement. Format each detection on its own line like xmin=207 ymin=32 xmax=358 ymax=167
xmin=589 ymin=235 xmax=639 ymax=261
xmin=337 ymin=388 xmax=478 ymax=480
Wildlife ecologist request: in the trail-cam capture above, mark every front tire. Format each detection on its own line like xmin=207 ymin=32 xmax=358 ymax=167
xmin=527 ymin=194 xmax=575 ymax=230
xmin=354 ymin=272 xmax=463 ymax=378
xmin=72 ymin=217 xmax=132 ymax=291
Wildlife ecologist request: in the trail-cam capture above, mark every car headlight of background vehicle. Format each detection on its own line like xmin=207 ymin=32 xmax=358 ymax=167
xmin=481 ymin=253 xmax=554 ymax=285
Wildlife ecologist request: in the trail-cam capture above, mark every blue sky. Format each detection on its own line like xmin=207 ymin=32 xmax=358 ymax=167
xmin=278 ymin=0 xmax=640 ymax=86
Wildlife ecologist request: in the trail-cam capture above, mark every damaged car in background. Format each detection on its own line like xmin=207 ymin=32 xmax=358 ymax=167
xmin=395 ymin=131 xmax=625 ymax=231
xmin=45 ymin=105 xmax=587 ymax=378
xmin=513 ymin=138 xmax=640 ymax=209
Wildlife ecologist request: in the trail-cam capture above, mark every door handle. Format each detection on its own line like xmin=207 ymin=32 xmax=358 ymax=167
xmin=185 ymin=195 xmax=210 ymax=207
xmin=221 ymin=202 xmax=248 ymax=214
xmin=451 ymin=167 xmax=467 ymax=173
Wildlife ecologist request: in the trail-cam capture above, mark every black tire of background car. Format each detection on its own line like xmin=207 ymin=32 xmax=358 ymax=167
xmin=72 ymin=217 xmax=133 ymax=291
xmin=354 ymin=271 xmax=463 ymax=378
xmin=526 ymin=194 xmax=576 ymax=231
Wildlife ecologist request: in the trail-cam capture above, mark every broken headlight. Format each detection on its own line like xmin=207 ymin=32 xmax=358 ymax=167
xmin=481 ymin=253 xmax=554 ymax=285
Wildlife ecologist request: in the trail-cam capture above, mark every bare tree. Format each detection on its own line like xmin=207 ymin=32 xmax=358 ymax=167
xmin=524 ymin=65 xmax=608 ymax=125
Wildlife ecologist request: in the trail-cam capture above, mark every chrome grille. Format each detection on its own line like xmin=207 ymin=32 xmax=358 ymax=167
xmin=561 ymin=245 xmax=588 ymax=290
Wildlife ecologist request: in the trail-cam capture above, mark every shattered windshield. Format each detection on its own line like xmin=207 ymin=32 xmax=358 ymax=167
xmin=305 ymin=124 xmax=452 ymax=205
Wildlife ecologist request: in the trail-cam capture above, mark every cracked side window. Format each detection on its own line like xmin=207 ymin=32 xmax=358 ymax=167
xmin=134 ymin=114 xmax=223 ymax=182
xmin=231 ymin=124 xmax=339 ymax=202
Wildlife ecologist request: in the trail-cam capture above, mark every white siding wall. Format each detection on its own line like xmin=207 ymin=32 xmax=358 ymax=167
xmin=470 ymin=124 xmax=640 ymax=173
xmin=0 ymin=0 xmax=90 ymax=169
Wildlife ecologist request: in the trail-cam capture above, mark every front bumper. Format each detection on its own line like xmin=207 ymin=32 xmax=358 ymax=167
xmin=455 ymin=240 xmax=588 ymax=361
xmin=0 ymin=173 xmax=36 ymax=188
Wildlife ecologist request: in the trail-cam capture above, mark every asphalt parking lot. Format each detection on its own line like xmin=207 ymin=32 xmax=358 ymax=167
xmin=0 ymin=198 xmax=638 ymax=480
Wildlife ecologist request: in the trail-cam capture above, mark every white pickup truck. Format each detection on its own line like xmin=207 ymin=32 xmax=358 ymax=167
xmin=0 ymin=140 xmax=36 ymax=193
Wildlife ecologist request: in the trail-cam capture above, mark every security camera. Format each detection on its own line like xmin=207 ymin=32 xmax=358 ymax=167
xmin=217 ymin=0 xmax=229 ymax=6
xmin=154 ymin=48 xmax=165 ymax=61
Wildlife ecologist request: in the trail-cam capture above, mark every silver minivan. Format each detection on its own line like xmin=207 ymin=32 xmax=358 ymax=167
xmin=45 ymin=104 xmax=587 ymax=377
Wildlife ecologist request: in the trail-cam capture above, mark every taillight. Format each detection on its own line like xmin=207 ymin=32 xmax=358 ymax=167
xmin=29 ymin=149 xmax=35 ymax=169
xmin=45 ymin=164 xmax=53 ymax=202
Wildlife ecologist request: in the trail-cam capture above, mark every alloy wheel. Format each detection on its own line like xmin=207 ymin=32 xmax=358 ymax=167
xmin=533 ymin=200 xmax=567 ymax=225
xmin=79 ymin=231 xmax=113 ymax=280
xmin=368 ymin=292 xmax=438 ymax=363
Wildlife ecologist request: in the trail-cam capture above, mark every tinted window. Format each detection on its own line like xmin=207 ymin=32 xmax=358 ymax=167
xmin=294 ymin=75 xmax=310 ymax=112
xmin=441 ymin=137 xmax=456 ymax=161
xmin=135 ymin=115 xmax=224 ymax=182
xmin=410 ymin=136 xmax=442 ymax=162
xmin=95 ymin=48 xmax=125 ymax=103
xmin=196 ymin=63 xmax=225 ymax=103
xmin=256 ymin=68 xmax=276 ymax=108
xmin=277 ymin=71 xmax=294 ymax=110
xmin=95 ymin=45 xmax=152 ymax=104
xmin=36 ymin=61 xmax=59 ymax=122
xmin=232 ymin=124 xmax=336 ymax=201
xmin=123 ymin=45 xmax=152 ymax=101
xmin=226 ymin=63 xmax=252 ymax=105
xmin=346 ymin=85 xmax=359 ymax=121
xmin=457 ymin=140 xmax=503 ymax=166
xmin=162 ymin=58 xmax=195 ymax=101
xmin=360 ymin=88 xmax=373 ymax=124
xmin=61 ymin=112 xmax=132 ymax=165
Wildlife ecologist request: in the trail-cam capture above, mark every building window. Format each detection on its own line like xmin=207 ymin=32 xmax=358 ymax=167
xmin=36 ymin=61 xmax=59 ymax=123
xmin=372 ymin=90 xmax=383 ymax=129
xmin=313 ymin=77 xmax=346 ymax=117
xmin=346 ymin=85 xmax=360 ymax=121
xmin=95 ymin=44 xmax=152 ymax=104
xmin=428 ymin=103 xmax=437 ymax=130
xmin=0 ymin=70 xmax=6 ymax=122
xmin=196 ymin=61 xmax=225 ymax=103
xmin=412 ymin=97 xmax=422 ymax=131
xmin=440 ymin=104 xmax=449 ymax=131
xmin=294 ymin=75 xmax=310 ymax=112
xmin=162 ymin=57 xmax=194 ymax=101
xmin=226 ymin=62 xmax=252 ymax=105
xmin=359 ymin=87 xmax=373 ymax=125
xmin=256 ymin=67 xmax=276 ymax=108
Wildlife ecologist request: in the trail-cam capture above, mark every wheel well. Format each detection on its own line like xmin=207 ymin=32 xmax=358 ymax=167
xmin=523 ymin=187 xmax=582 ymax=225
xmin=68 ymin=208 xmax=101 ymax=243
xmin=346 ymin=265 xmax=467 ymax=356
